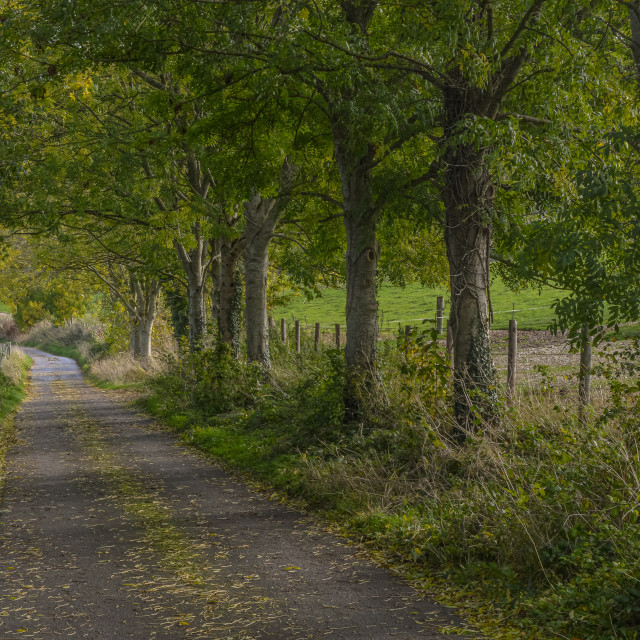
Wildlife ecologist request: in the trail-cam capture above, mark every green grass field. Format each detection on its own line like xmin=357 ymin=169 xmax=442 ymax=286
xmin=273 ymin=278 xmax=562 ymax=331
xmin=0 ymin=303 xmax=10 ymax=314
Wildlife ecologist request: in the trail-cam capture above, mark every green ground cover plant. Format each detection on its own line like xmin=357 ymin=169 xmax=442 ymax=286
xmin=140 ymin=330 xmax=640 ymax=640
xmin=0 ymin=348 xmax=32 ymax=489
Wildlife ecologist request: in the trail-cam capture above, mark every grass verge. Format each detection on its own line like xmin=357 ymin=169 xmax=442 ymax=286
xmin=20 ymin=341 xmax=89 ymax=368
xmin=0 ymin=349 xmax=32 ymax=489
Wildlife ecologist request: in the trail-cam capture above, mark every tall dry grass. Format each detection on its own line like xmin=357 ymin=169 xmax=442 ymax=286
xmin=0 ymin=347 xmax=27 ymax=385
xmin=89 ymin=352 xmax=166 ymax=385
xmin=19 ymin=319 xmax=101 ymax=360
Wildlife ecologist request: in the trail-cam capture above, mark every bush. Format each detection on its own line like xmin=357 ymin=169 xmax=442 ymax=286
xmin=20 ymin=319 xmax=101 ymax=357
xmin=0 ymin=314 xmax=19 ymax=341
xmin=149 ymin=343 xmax=262 ymax=417
xmin=0 ymin=348 xmax=30 ymax=487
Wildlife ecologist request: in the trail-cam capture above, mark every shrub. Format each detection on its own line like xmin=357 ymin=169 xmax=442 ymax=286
xmin=88 ymin=352 xmax=151 ymax=385
xmin=142 ymin=330 xmax=640 ymax=640
xmin=0 ymin=314 xmax=19 ymax=341
xmin=149 ymin=343 xmax=262 ymax=417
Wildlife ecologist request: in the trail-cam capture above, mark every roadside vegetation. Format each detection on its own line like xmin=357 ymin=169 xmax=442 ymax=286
xmin=135 ymin=330 xmax=639 ymax=640
xmin=0 ymin=347 xmax=32 ymax=489
xmin=20 ymin=311 xmax=640 ymax=639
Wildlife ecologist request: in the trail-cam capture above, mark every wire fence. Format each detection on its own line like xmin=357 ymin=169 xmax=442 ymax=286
xmin=269 ymin=310 xmax=600 ymax=419
xmin=0 ymin=343 xmax=12 ymax=360
xmin=274 ymin=303 xmax=559 ymax=332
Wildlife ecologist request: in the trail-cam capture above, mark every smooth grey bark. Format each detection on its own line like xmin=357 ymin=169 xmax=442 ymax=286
xmin=144 ymin=148 xmax=213 ymax=352
xmin=128 ymin=274 xmax=160 ymax=367
xmin=128 ymin=311 xmax=141 ymax=358
xmin=330 ymin=3 xmax=380 ymax=416
xmin=173 ymin=154 xmax=216 ymax=352
xmin=88 ymin=266 xmax=160 ymax=367
xmin=137 ymin=288 xmax=159 ymax=365
xmin=243 ymin=161 xmax=295 ymax=367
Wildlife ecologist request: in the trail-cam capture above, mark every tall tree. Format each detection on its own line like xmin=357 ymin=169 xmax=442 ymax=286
xmin=346 ymin=0 xmax=609 ymax=433
xmin=243 ymin=158 xmax=296 ymax=367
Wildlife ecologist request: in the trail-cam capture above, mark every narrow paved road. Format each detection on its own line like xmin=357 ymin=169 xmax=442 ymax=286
xmin=0 ymin=349 xmax=471 ymax=639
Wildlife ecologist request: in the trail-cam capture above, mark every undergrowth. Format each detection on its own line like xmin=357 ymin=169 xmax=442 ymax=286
xmin=0 ymin=348 xmax=32 ymax=489
xmin=140 ymin=329 xmax=640 ymax=639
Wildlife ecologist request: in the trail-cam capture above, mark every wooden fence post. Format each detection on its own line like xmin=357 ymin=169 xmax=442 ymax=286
xmin=335 ymin=323 xmax=341 ymax=349
xmin=579 ymin=323 xmax=592 ymax=423
xmin=295 ymin=320 xmax=301 ymax=354
xmin=281 ymin=318 xmax=286 ymax=343
xmin=436 ymin=296 xmax=444 ymax=334
xmin=507 ymin=319 xmax=517 ymax=404
xmin=314 ymin=323 xmax=320 ymax=351
xmin=405 ymin=325 xmax=411 ymax=339
xmin=268 ymin=316 xmax=275 ymax=331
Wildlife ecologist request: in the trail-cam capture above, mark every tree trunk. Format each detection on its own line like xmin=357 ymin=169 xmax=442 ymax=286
xmin=343 ymin=212 xmax=378 ymax=370
xmin=218 ymin=238 xmax=244 ymax=358
xmin=243 ymin=161 xmax=295 ymax=367
xmin=130 ymin=275 xmax=160 ymax=369
xmin=244 ymin=210 xmax=271 ymax=366
xmin=139 ymin=318 xmax=154 ymax=367
xmin=174 ymin=231 xmax=209 ymax=351
xmin=442 ymin=142 xmax=497 ymax=438
xmin=210 ymin=237 xmax=222 ymax=335
xmin=334 ymin=132 xmax=379 ymax=415
xmin=186 ymin=275 xmax=206 ymax=351
xmin=629 ymin=1 xmax=640 ymax=90
xmin=129 ymin=312 xmax=141 ymax=358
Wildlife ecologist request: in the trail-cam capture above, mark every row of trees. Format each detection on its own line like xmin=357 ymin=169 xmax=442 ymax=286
xmin=1 ymin=1 xmax=640 ymax=431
